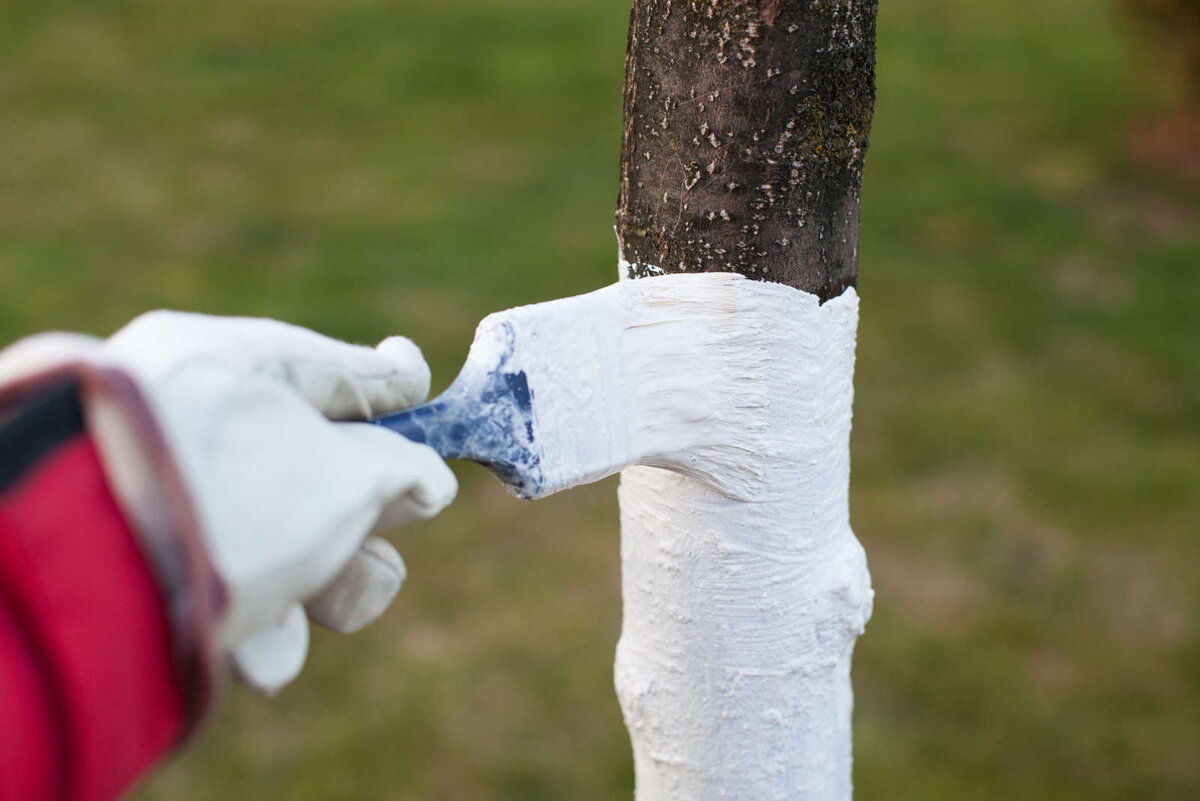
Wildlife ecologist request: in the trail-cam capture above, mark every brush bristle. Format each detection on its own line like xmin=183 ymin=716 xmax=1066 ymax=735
xmin=487 ymin=273 xmax=858 ymax=500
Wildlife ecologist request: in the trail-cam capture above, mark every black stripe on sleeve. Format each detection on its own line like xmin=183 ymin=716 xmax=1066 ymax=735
xmin=0 ymin=380 xmax=85 ymax=493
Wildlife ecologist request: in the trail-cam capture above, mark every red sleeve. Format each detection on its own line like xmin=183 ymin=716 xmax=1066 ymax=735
xmin=0 ymin=431 xmax=186 ymax=800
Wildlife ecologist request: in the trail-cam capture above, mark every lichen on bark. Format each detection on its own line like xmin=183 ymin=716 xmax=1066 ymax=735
xmin=617 ymin=0 xmax=878 ymax=301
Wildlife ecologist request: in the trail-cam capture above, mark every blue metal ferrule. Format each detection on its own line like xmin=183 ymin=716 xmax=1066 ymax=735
xmin=373 ymin=321 xmax=545 ymax=499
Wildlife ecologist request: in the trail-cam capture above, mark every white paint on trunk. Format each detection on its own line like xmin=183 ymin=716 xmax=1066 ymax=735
xmin=612 ymin=268 xmax=871 ymax=800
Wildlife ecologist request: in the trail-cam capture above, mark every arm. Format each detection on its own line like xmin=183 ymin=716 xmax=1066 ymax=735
xmin=0 ymin=382 xmax=185 ymax=801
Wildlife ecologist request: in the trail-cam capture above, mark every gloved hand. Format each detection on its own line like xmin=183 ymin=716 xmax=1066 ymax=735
xmin=0 ymin=313 xmax=456 ymax=695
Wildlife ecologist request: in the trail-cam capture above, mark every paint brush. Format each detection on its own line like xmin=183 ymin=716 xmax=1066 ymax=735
xmin=373 ymin=272 xmax=857 ymax=501
xmin=373 ymin=279 xmax=633 ymax=500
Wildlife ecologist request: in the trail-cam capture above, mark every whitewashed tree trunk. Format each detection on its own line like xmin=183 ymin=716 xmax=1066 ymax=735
xmin=613 ymin=0 xmax=878 ymax=797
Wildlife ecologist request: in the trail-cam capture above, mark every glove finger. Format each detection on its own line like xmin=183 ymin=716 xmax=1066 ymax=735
xmin=375 ymin=336 xmax=433 ymax=405
xmin=273 ymin=335 xmax=432 ymax=421
xmin=231 ymin=603 xmax=310 ymax=695
xmin=107 ymin=312 xmax=432 ymax=418
xmin=306 ymin=537 xmax=406 ymax=634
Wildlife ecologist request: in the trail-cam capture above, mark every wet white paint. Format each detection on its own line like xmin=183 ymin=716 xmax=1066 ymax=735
xmin=612 ymin=271 xmax=870 ymax=800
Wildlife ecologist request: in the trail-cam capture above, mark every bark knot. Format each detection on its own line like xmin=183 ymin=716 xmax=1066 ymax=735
xmin=759 ymin=0 xmax=783 ymax=26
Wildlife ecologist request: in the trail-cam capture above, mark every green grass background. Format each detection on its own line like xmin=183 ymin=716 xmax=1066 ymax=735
xmin=1 ymin=0 xmax=1197 ymax=798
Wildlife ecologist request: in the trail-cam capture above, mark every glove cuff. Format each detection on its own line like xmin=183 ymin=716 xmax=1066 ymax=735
xmin=0 ymin=344 xmax=227 ymax=739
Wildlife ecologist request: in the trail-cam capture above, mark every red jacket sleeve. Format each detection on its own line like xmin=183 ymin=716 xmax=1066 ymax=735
xmin=0 ymin=382 xmax=186 ymax=801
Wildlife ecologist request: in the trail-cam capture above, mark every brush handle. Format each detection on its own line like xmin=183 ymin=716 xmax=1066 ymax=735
xmin=374 ymin=402 xmax=450 ymax=447
xmin=374 ymin=400 xmax=475 ymax=461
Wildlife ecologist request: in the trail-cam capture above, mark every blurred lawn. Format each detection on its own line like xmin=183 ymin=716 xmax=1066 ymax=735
xmin=2 ymin=0 xmax=1197 ymax=798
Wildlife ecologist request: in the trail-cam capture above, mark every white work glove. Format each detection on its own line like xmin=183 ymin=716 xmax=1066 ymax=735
xmin=0 ymin=313 xmax=456 ymax=695
xmin=104 ymin=312 xmax=457 ymax=691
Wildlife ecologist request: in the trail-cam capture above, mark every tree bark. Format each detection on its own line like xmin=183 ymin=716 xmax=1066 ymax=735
xmin=617 ymin=0 xmax=877 ymax=301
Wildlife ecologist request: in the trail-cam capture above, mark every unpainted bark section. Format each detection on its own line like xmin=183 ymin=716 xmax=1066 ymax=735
xmin=617 ymin=0 xmax=878 ymax=300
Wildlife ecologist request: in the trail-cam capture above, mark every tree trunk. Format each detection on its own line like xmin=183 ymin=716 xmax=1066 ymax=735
xmin=612 ymin=2 xmax=877 ymax=799
xmin=617 ymin=0 xmax=876 ymax=300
